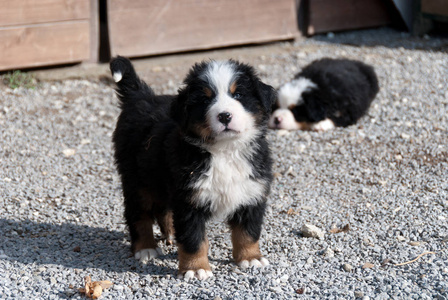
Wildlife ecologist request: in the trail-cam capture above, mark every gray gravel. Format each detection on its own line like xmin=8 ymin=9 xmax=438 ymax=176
xmin=1 ymin=27 xmax=448 ymax=299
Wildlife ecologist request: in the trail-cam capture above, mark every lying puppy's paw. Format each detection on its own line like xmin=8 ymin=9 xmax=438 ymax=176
xmin=134 ymin=247 xmax=163 ymax=263
xmin=238 ymin=257 xmax=269 ymax=269
xmin=177 ymin=269 xmax=213 ymax=281
xmin=311 ymin=119 xmax=335 ymax=132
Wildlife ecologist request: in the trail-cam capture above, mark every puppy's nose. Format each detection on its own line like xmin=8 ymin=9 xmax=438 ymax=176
xmin=274 ymin=117 xmax=282 ymax=125
xmin=218 ymin=112 xmax=232 ymax=125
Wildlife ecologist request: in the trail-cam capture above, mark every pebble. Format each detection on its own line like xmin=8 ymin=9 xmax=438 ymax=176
xmin=301 ymin=224 xmax=325 ymax=239
xmin=343 ymin=264 xmax=353 ymax=272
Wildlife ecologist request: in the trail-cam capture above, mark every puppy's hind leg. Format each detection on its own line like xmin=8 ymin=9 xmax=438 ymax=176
xmin=124 ymin=189 xmax=163 ymax=263
xmin=156 ymin=210 xmax=175 ymax=245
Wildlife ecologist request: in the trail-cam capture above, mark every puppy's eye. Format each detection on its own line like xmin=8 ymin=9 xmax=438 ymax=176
xmin=233 ymin=93 xmax=243 ymax=100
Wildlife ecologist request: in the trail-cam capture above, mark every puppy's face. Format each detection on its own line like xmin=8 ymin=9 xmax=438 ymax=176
xmin=173 ymin=61 xmax=276 ymax=144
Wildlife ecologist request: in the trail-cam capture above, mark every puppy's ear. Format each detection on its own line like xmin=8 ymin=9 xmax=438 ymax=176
xmin=256 ymin=81 xmax=277 ymax=113
xmin=170 ymin=88 xmax=188 ymax=126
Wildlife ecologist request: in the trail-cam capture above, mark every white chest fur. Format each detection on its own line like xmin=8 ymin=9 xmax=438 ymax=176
xmin=190 ymin=143 xmax=266 ymax=219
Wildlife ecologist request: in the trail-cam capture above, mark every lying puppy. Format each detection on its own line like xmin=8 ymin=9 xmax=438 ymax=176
xmin=110 ymin=57 xmax=276 ymax=280
xmin=269 ymin=58 xmax=379 ymax=131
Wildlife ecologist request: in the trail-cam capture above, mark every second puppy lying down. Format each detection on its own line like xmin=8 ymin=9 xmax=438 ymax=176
xmin=111 ymin=57 xmax=276 ymax=280
xmin=269 ymin=58 xmax=379 ymax=131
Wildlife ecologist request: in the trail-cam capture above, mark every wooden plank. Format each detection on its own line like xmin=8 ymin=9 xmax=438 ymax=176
xmin=0 ymin=21 xmax=90 ymax=71
xmin=308 ymin=0 xmax=392 ymax=35
xmin=0 ymin=0 xmax=90 ymax=27
xmin=89 ymin=0 xmax=99 ymax=62
xmin=107 ymin=0 xmax=298 ymax=58
xmin=421 ymin=0 xmax=448 ymax=16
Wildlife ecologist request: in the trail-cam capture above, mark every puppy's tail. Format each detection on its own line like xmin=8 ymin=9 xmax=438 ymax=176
xmin=110 ymin=56 xmax=154 ymax=106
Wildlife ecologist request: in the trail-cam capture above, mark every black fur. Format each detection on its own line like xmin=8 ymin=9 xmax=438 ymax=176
xmin=110 ymin=57 xmax=275 ymax=261
xmin=277 ymin=58 xmax=379 ymax=127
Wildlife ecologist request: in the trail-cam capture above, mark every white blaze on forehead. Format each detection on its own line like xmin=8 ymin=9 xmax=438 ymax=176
xmin=277 ymin=77 xmax=317 ymax=108
xmin=201 ymin=60 xmax=238 ymax=94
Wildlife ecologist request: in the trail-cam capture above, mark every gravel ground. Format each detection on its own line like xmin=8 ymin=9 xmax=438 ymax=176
xmin=1 ymin=27 xmax=447 ymax=299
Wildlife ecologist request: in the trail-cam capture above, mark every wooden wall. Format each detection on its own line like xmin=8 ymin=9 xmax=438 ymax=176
xmin=107 ymin=0 xmax=298 ymax=58
xmin=0 ymin=0 xmax=98 ymax=71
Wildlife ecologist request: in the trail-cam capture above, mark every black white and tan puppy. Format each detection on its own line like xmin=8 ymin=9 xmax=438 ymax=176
xmin=269 ymin=58 xmax=379 ymax=131
xmin=110 ymin=56 xmax=275 ymax=280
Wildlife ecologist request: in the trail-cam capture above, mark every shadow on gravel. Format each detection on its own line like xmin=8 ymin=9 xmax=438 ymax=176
xmin=0 ymin=218 xmax=174 ymax=276
xmin=311 ymin=27 xmax=448 ymax=53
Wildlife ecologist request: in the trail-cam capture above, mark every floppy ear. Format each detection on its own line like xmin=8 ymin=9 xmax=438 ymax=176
xmin=170 ymin=88 xmax=188 ymax=127
xmin=256 ymin=81 xmax=277 ymax=113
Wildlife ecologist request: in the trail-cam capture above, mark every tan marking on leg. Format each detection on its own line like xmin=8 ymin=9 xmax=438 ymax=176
xmin=178 ymin=238 xmax=211 ymax=274
xmin=297 ymin=121 xmax=312 ymax=131
xmin=133 ymin=218 xmax=158 ymax=253
xmin=231 ymin=226 xmax=261 ymax=263
xmin=156 ymin=211 xmax=175 ymax=245
xmin=229 ymin=81 xmax=237 ymax=94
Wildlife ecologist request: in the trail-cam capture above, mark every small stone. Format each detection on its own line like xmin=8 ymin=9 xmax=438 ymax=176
xmin=62 ymin=148 xmax=76 ymax=157
xmin=362 ymin=262 xmax=374 ymax=269
xmin=280 ymin=275 xmax=289 ymax=282
xmin=301 ymin=224 xmax=324 ymax=239
xmin=408 ymin=241 xmax=421 ymax=246
xmin=306 ymin=257 xmax=313 ymax=265
xmin=343 ymin=263 xmax=353 ymax=272
xmin=50 ymin=278 xmax=57 ymax=285
xmin=269 ymin=286 xmax=282 ymax=293
xmin=355 ymin=291 xmax=364 ymax=298
xmin=322 ymin=248 xmax=334 ymax=258
xmin=401 ymin=133 xmax=410 ymax=139
xmin=396 ymin=235 xmax=406 ymax=242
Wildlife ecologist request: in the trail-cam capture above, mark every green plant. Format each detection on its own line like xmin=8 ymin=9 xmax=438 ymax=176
xmin=3 ymin=70 xmax=36 ymax=89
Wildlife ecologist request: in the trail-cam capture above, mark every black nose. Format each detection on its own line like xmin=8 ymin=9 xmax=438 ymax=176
xmin=274 ymin=117 xmax=281 ymax=125
xmin=218 ymin=112 xmax=232 ymax=125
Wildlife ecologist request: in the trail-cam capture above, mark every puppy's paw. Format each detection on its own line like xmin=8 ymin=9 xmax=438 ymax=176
xmin=134 ymin=247 xmax=163 ymax=263
xmin=238 ymin=257 xmax=269 ymax=269
xmin=311 ymin=119 xmax=335 ymax=132
xmin=177 ymin=269 xmax=213 ymax=281
xmin=161 ymin=234 xmax=176 ymax=246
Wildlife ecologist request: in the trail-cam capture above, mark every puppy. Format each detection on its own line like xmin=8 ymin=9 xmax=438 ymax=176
xmin=110 ymin=56 xmax=276 ymax=280
xmin=269 ymin=58 xmax=379 ymax=131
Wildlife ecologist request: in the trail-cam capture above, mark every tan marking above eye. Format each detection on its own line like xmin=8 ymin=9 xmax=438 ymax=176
xmin=203 ymin=87 xmax=212 ymax=98
xmin=229 ymin=81 xmax=237 ymax=94
xmin=288 ymin=104 xmax=297 ymax=110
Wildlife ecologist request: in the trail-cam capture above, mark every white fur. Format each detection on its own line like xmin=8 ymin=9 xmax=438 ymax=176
xmin=311 ymin=118 xmax=335 ymax=131
xmin=191 ymin=138 xmax=267 ymax=219
xmin=277 ymin=77 xmax=317 ymax=109
xmin=179 ymin=269 xmax=213 ymax=281
xmin=134 ymin=247 xmax=163 ymax=263
xmin=268 ymin=108 xmax=300 ymax=130
xmin=113 ymin=71 xmax=122 ymax=83
xmin=238 ymin=257 xmax=269 ymax=269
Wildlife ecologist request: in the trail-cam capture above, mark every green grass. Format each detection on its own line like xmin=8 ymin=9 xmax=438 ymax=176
xmin=3 ymin=70 xmax=37 ymax=89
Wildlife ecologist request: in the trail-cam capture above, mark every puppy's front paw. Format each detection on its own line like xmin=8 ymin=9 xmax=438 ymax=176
xmin=311 ymin=119 xmax=335 ymax=132
xmin=238 ymin=257 xmax=269 ymax=269
xmin=134 ymin=247 xmax=163 ymax=263
xmin=177 ymin=269 xmax=213 ymax=281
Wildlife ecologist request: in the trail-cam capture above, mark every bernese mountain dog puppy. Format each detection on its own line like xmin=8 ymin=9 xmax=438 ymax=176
xmin=268 ymin=58 xmax=379 ymax=131
xmin=110 ymin=56 xmax=276 ymax=280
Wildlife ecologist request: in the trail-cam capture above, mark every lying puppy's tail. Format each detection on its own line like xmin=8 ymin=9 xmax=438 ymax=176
xmin=110 ymin=56 xmax=154 ymax=106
